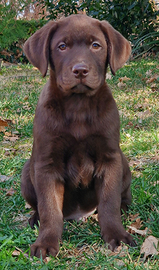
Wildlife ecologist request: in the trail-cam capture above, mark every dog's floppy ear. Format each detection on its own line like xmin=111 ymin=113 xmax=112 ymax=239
xmin=23 ymin=21 xmax=57 ymax=77
xmin=100 ymin=21 xmax=131 ymax=75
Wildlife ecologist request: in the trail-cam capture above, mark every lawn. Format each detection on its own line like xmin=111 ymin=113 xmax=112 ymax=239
xmin=0 ymin=57 xmax=159 ymax=269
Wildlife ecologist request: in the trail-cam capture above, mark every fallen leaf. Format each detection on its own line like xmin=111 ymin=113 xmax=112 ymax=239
xmin=25 ymin=202 xmax=32 ymax=209
xmin=0 ymin=175 xmax=10 ymax=183
xmin=91 ymin=213 xmax=98 ymax=221
xmin=4 ymin=135 xmax=19 ymax=142
xmin=129 ymin=160 xmax=141 ymax=167
xmin=0 ymin=118 xmax=8 ymax=132
xmin=109 ymin=245 xmax=128 ymax=257
xmin=128 ymin=226 xmax=150 ymax=236
xmin=153 ymin=205 xmax=159 ymax=214
xmin=12 ymin=250 xmax=20 ymax=257
xmin=134 ymin=103 xmax=143 ymax=110
xmin=146 ymin=70 xmax=152 ymax=76
xmin=150 ymin=180 xmax=159 ymax=186
xmin=12 ymin=247 xmax=32 ymax=260
xmin=9 ymin=136 xmax=19 ymax=142
xmin=6 ymin=187 xmax=16 ymax=196
xmin=119 ymin=76 xmax=131 ymax=82
xmin=106 ymin=73 xmax=112 ymax=80
xmin=4 ymin=148 xmax=17 ymax=156
xmin=43 ymin=257 xmax=52 ymax=263
xmin=16 ymin=108 xmax=21 ymax=113
xmin=14 ymin=214 xmax=28 ymax=223
xmin=24 ymin=96 xmax=29 ymax=101
xmin=4 ymin=131 xmax=12 ymax=136
xmin=117 ymin=82 xmax=126 ymax=88
xmin=146 ymin=77 xmax=156 ymax=84
xmin=12 ymin=130 xmax=19 ymax=135
xmin=137 ymin=109 xmax=151 ymax=119
xmin=146 ymin=75 xmax=158 ymax=84
xmin=140 ymin=236 xmax=158 ymax=259
xmin=130 ymin=217 xmax=142 ymax=230
xmin=151 ymin=84 xmax=158 ymax=92
xmin=116 ymin=260 xmax=125 ymax=267
xmin=22 ymin=102 xmax=31 ymax=110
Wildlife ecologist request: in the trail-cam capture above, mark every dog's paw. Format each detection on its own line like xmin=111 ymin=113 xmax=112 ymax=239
xmin=30 ymin=237 xmax=59 ymax=259
xmin=107 ymin=232 xmax=136 ymax=251
xmin=101 ymin=226 xmax=136 ymax=251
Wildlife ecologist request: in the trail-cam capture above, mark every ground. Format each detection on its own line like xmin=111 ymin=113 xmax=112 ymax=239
xmin=0 ymin=58 xmax=159 ymax=269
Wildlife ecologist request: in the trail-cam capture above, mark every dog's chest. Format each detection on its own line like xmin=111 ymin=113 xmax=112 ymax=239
xmin=63 ymin=95 xmax=99 ymax=139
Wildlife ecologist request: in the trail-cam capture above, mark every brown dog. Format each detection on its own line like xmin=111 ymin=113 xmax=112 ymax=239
xmin=21 ymin=14 xmax=135 ymax=259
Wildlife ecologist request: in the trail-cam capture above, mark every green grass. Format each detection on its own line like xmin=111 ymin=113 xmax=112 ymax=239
xmin=0 ymin=58 xmax=159 ymax=269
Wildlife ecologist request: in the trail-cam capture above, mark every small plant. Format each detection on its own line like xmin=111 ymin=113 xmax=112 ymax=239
xmin=0 ymin=2 xmax=46 ymax=63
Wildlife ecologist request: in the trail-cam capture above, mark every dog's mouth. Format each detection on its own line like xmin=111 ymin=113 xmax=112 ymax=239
xmin=58 ymin=80 xmax=100 ymax=96
xmin=71 ymin=83 xmax=98 ymax=96
xmin=72 ymin=83 xmax=92 ymax=92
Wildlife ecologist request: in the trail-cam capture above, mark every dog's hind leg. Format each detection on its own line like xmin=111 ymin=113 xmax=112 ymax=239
xmin=21 ymin=159 xmax=39 ymax=228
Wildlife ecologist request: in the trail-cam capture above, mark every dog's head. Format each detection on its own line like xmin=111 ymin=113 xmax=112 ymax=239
xmin=24 ymin=15 xmax=131 ymax=96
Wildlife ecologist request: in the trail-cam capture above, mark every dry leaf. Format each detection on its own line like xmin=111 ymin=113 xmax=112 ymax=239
xmin=0 ymin=118 xmax=8 ymax=132
xmin=117 ymin=82 xmax=126 ymax=88
xmin=0 ymin=175 xmax=10 ymax=183
xmin=128 ymin=226 xmax=150 ymax=236
xmin=4 ymin=148 xmax=17 ymax=156
xmin=9 ymin=136 xmax=19 ymax=142
xmin=12 ymin=250 xmax=20 ymax=257
xmin=151 ymin=155 xmax=159 ymax=162
xmin=151 ymin=84 xmax=158 ymax=92
xmin=150 ymin=180 xmax=159 ymax=186
xmin=12 ymin=131 xmax=19 ymax=135
xmin=4 ymin=131 xmax=12 ymax=136
xmin=137 ymin=109 xmax=151 ymax=119
xmin=153 ymin=205 xmax=159 ymax=214
xmin=106 ymin=73 xmax=112 ymax=80
xmin=12 ymin=247 xmax=31 ymax=260
xmin=91 ymin=213 xmax=98 ymax=221
xmin=6 ymin=187 xmax=16 ymax=196
xmin=43 ymin=257 xmax=52 ymax=263
xmin=140 ymin=236 xmax=158 ymax=259
xmin=119 ymin=76 xmax=130 ymax=82
xmin=109 ymin=245 xmax=128 ymax=257
xmin=130 ymin=217 xmax=142 ymax=230
xmin=129 ymin=160 xmax=141 ymax=167
xmin=4 ymin=135 xmax=19 ymax=142
xmin=129 ymin=213 xmax=140 ymax=221
xmin=146 ymin=75 xmax=158 ymax=84
xmin=146 ymin=70 xmax=152 ymax=76
xmin=25 ymin=202 xmax=32 ymax=209
xmin=116 ymin=260 xmax=125 ymax=267
xmin=14 ymin=214 xmax=28 ymax=223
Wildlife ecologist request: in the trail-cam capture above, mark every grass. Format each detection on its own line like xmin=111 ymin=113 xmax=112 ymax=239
xmin=0 ymin=58 xmax=159 ymax=269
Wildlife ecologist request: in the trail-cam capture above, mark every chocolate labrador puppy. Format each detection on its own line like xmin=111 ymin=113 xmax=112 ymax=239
xmin=21 ymin=14 xmax=134 ymax=259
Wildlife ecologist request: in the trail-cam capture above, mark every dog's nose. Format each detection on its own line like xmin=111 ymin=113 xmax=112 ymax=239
xmin=72 ymin=63 xmax=89 ymax=78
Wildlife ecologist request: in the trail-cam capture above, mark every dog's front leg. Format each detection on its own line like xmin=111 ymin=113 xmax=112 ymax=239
xmin=96 ymin=152 xmax=134 ymax=250
xmin=30 ymin=167 xmax=64 ymax=259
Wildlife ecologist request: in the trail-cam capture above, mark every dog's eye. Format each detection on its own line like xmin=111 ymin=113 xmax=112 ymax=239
xmin=58 ymin=43 xmax=67 ymax=51
xmin=92 ymin=42 xmax=101 ymax=49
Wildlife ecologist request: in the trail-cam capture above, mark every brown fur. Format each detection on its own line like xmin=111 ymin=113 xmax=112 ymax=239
xmin=21 ymin=14 xmax=135 ymax=259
